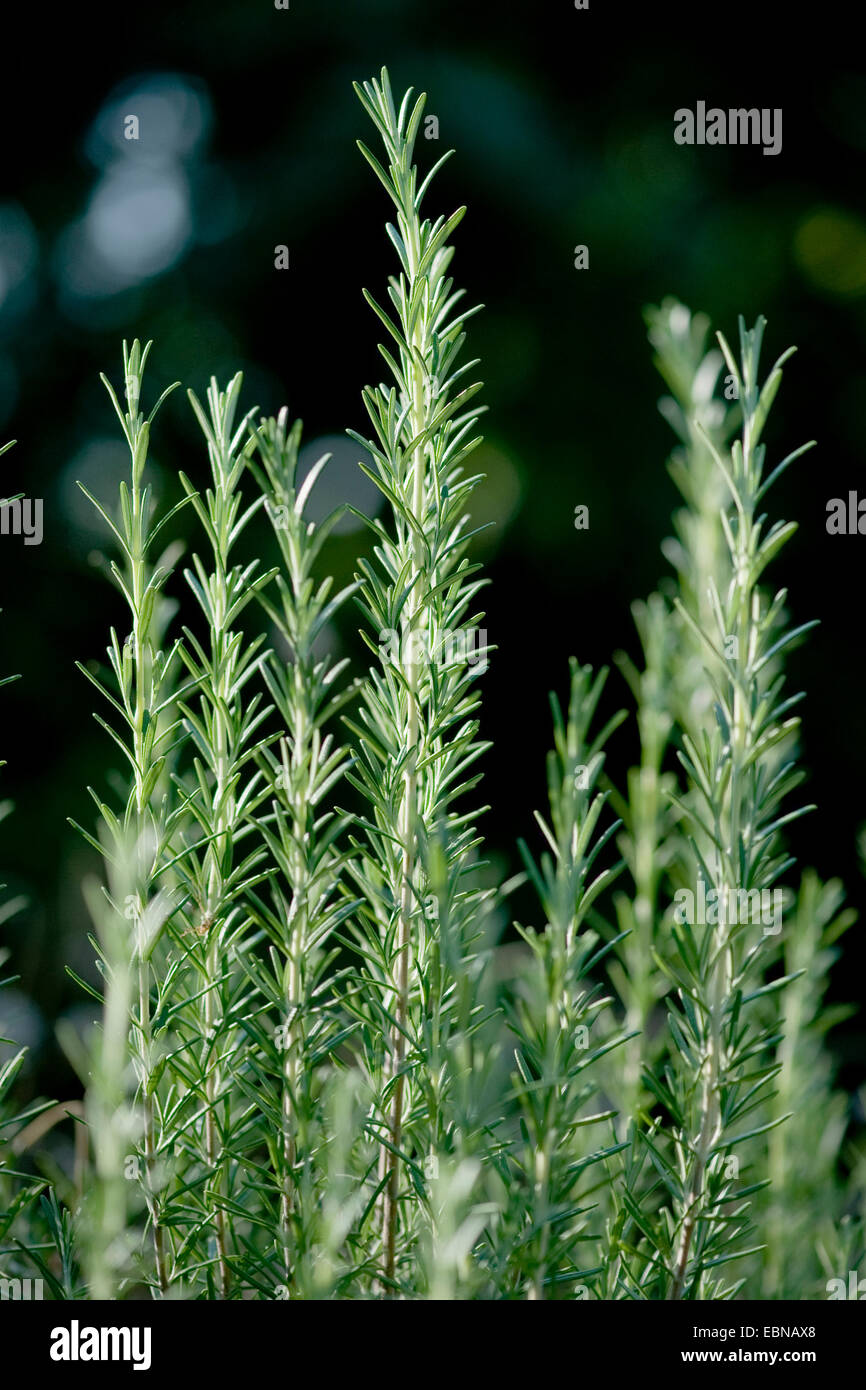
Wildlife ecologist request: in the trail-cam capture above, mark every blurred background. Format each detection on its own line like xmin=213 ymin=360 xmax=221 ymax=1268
xmin=1 ymin=0 xmax=865 ymax=1115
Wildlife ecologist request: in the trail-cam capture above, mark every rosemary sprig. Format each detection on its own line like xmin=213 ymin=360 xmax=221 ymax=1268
xmin=345 ymin=68 xmax=489 ymax=1288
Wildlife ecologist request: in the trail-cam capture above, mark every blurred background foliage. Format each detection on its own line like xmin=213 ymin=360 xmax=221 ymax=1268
xmin=1 ymin=0 xmax=864 ymax=1133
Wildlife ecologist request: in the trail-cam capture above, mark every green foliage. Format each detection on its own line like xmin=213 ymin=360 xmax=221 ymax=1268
xmin=0 ymin=78 xmax=861 ymax=1303
xmin=755 ymin=872 xmax=858 ymax=1298
xmin=239 ymin=410 xmax=359 ymax=1294
xmin=345 ymin=68 xmax=490 ymax=1290
xmin=634 ymin=316 xmax=817 ymax=1299
xmin=493 ymin=661 xmax=627 ymax=1299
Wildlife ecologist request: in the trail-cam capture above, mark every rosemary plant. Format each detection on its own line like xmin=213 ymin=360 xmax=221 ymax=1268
xmin=495 ymin=660 xmax=627 ymax=1299
xmin=168 ymin=374 xmax=276 ymax=1296
xmin=606 ymin=305 xmax=738 ymax=1128
xmin=1 ymin=75 xmax=860 ymax=1307
xmin=71 ymin=343 xmax=187 ymax=1294
xmin=756 ymin=871 xmax=855 ymax=1297
xmin=240 ymin=409 xmax=358 ymax=1294
xmin=631 ymin=316 xmax=817 ymax=1298
xmin=345 ymin=68 xmax=489 ymax=1289
xmin=609 ymin=593 xmax=678 ymax=1124
xmin=69 ymin=827 xmax=158 ymax=1298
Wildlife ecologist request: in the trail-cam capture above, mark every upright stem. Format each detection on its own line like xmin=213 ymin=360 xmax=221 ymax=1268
xmin=666 ymin=317 xmax=808 ymax=1298
xmin=528 ymin=1141 xmax=551 ymax=1301
xmin=379 ymin=197 xmax=428 ymax=1287
xmin=203 ymin=516 xmax=232 ymax=1299
xmin=130 ymin=454 xmax=169 ymax=1297
xmin=280 ymin=691 xmax=309 ymax=1276
xmin=353 ymin=70 xmax=487 ymax=1294
xmin=181 ymin=376 xmax=273 ymax=1298
xmin=247 ymin=410 xmax=357 ymax=1296
xmin=137 ymin=960 xmax=168 ymax=1294
xmin=203 ymin=934 xmax=229 ymax=1297
xmin=280 ymin=951 xmax=301 ymax=1276
xmin=670 ymin=937 xmax=725 ymax=1300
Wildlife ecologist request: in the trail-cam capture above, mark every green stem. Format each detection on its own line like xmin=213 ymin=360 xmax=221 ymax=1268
xmin=379 ymin=183 xmax=427 ymax=1289
xmin=130 ymin=449 xmax=168 ymax=1298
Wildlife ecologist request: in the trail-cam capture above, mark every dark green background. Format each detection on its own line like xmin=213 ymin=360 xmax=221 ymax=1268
xmin=1 ymin=1 xmax=864 ymax=1109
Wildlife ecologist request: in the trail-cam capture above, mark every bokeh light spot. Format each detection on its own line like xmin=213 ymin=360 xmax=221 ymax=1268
xmin=795 ymin=208 xmax=866 ymax=296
